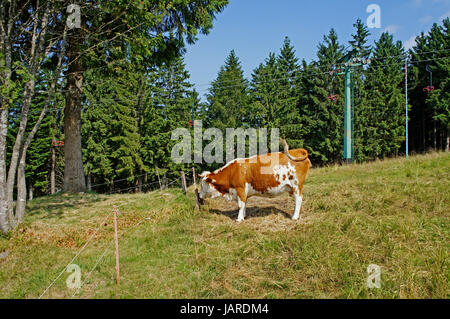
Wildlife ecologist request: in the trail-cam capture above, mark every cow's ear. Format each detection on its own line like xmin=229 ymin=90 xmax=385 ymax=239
xmin=199 ymin=171 xmax=210 ymax=179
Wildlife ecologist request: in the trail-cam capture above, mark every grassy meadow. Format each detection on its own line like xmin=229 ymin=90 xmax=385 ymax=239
xmin=0 ymin=152 xmax=448 ymax=298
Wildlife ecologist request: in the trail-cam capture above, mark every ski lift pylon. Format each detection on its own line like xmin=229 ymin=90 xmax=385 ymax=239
xmin=328 ymin=66 xmax=339 ymax=103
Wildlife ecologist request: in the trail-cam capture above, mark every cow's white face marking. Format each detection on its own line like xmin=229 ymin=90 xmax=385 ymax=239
xmin=199 ymin=171 xmax=210 ymax=179
xmin=199 ymin=176 xmax=222 ymax=199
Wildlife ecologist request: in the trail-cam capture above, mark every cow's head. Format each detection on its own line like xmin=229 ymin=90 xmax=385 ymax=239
xmin=199 ymin=171 xmax=222 ymax=200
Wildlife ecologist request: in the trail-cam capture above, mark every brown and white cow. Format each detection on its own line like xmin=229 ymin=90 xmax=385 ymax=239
xmin=199 ymin=139 xmax=311 ymax=222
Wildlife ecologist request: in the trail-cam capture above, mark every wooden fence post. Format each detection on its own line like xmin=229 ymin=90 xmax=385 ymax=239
xmin=155 ymin=166 xmax=162 ymax=191
xmin=113 ymin=206 xmax=120 ymax=285
xmin=192 ymin=167 xmax=200 ymax=210
xmin=180 ymin=171 xmax=187 ymax=195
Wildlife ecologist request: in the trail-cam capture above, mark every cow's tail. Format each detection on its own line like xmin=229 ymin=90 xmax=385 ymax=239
xmin=280 ymin=138 xmax=308 ymax=162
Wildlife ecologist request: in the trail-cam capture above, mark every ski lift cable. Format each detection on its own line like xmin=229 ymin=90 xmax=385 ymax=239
xmin=6 ymin=56 xmax=450 ymax=116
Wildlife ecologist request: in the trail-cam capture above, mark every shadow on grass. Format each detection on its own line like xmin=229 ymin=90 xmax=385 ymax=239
xmin=209 ymin=206 xmax=292 ymax=220
xmin=26 ymin=193 xmax=105 ymax=220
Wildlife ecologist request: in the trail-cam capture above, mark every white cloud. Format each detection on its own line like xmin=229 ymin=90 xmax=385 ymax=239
xmin=383 ymin=25 xmax=401 ymax=34
xmin=404 ymin=35 xmax=417 ymax=50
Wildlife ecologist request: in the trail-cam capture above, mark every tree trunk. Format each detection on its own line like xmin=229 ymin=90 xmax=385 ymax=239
xmin=12 ymin=41 xmax=66 ymax=226
xmin=137 ymin=174 xmax=142 ymax=193
xmin=51 ymin=146 xmax=56 ymax=194
xmin=0 ymin=8 xmax=13 ymax=232
xmin=180 ymin=171 xmax=187 ymax=195
xmin=15 ymin=154 xmax=27 ymax=225
xmin=155 ymin=166 xmax=162 ymax=190
xmin=87 ymin=171 xmax=91 ymax=192
xmin=28 ymin=186 xmax=33 ymax=201
xmin=63 ymin=48 xmax=86 ymax=193
xmin=6 ymin=77 xmax=36 ymax=221
xmin=1 ymin=0 xmax=52 ymax=232
xmin=0 ymin=109 xmax=9 ymax=233
xmin=162 ymin=172 xmax=168 ymax=190
xmin=15 ymin=112 xmax=47 ymax=224
xmin=5 ymin=1 xmax=51 ymax=225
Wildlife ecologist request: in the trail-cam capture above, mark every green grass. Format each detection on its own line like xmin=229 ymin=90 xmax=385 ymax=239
xmin=0 ymin=152 xmax=449 ymax=299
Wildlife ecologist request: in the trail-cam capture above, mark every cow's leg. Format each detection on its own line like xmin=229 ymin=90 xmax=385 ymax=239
xmin=292 ymin=188 xmax=302 ymax=221
xmin=236 ymin=188 xmax=247 ymax=222
xmin=237 ymin=198 xmax=246 ymax=222
xmin=293 ymin=167 xmax=308 ymax=220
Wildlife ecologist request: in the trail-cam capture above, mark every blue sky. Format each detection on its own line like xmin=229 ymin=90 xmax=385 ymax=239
xmin=183 ymin=0 xmax=450 ymax=100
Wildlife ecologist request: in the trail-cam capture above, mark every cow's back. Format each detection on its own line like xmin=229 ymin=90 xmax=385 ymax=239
xmin=236 ymin=149 xmax=310 ymax=193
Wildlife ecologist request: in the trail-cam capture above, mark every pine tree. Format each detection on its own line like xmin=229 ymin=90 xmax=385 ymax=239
xmin=296 ymin=59 xmax=323 ymax=161
xmin=349 ymin=19 xmax=372 ymax=59
xmin=409 ymin=18 xmax=449 ymax=152
xmin=276 ymin=37 xmax=304 ymax=148
xmin=140 ymin=55 xmax=194 ymax=183
xmin=204 ymin=50 xmax=255 ymax=166
xmin=362 ymin=32 xmax=406 ymax=159
xmin=250 ymin=52 xmax=281 ymax=129
xmin=299 ymin=28 xmax=345 ymax=164
xmin=423 ymin=19 xmax=449 ymax=151
xmin=350 ymin=19 xmax=372 ymax=162
xmin=82 ymin=67 xmax=144 ymax=192
xmin=408 ymin=32 xmax=429 ymax=152
xmin=82 ymin=72 xmax=114 ymax=191
xmin=206 ymin=50 xmax=251 ymax=130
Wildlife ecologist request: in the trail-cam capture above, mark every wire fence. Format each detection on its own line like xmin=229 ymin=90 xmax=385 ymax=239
xmin=6 ymin=53 xmax=450 ymax=117
xmin=69 ymin=191 xmax=181 ymax=299
xmin=38 ymin=211 xmax=114 ymax=299
xmin=85 ymin=170 xmax=190 ymax=196
xmin=38 ymin=168 xmax=198 ymax=299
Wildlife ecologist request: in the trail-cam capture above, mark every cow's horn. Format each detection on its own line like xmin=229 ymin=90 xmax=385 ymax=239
xmin=199 ymin=171 xmax=210 ymax=178
xmin=280 ymin=138 xmax=308 ymax=162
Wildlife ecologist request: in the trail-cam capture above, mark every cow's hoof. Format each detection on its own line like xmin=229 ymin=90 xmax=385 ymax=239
xmin=236 ymin=218 xmax=244 ymax=223
xmin=291 ymin=216 xmax=299 ymax=221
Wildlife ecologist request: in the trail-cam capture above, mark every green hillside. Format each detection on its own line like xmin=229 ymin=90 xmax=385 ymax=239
xmin=0 ymin=152 xmax=448 ymax=298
